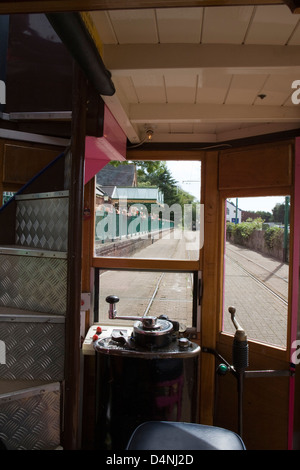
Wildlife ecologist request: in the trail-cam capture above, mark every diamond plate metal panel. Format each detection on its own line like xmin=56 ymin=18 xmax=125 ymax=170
xmin=0 ymin=383 xmax=61 ymax=450
xmin=15 ymin=192 xmax=69 ymax=252
xmin=0 ymin=321 xmax=65 ymax=381
xmin=0 ymin=254 xmax=67 ymax=314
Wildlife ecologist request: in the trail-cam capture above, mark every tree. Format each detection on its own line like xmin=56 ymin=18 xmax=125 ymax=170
xmin=135 ymin=161 xmax=180 ymax=207
xmin=242 ymin=209 xmax=272 ymax=222
xmin=108 ymin=160 xmax=196 ymax=220
xmin=255 ymin=210 xmax=273 ymax=222
xmin=272 ymin=203 xmax=285 ymax=224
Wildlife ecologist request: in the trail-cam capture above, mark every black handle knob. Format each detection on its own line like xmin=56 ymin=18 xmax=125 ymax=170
xmin=106 ymin=295 xmax=119 ymax=304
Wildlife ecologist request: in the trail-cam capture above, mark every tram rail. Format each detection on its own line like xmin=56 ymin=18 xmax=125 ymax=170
xmin=143 ymin=272 xmax=165 ymax=317
xmin=226 ymin=252 xmax=288 ymax=306
xmin=97 ymin=233 xmax=195 ymax=326
xmin=225 ymin=243 xmax=288 ymax=304
xmin=226 ymin=244 xmax=289 ymax=283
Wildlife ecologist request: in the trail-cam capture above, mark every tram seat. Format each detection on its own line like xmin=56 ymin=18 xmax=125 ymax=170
xmin=126 ymin=421 xmax=246 ymax=450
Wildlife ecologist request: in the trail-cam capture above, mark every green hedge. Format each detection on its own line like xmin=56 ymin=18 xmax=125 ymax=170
xmin=264 ymin=225 xmax=284 ymax=250
xmin=227 ymin=218 xmax=263 ymax=245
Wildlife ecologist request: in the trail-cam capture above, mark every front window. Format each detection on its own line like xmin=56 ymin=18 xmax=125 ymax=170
xmin=93 ymin=159 xmax=202 ymax=328
xmin=94 ymin=160 xmax=202 ymax=261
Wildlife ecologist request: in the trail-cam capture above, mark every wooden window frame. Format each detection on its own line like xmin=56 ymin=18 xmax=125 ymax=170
xmin=216 ymin=141 xmax=295 ymax=365
xmin=91 ymin=150 xmax=204 ymax=274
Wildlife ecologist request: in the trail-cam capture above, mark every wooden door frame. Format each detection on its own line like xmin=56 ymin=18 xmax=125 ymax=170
xmin=208 ymin=140 xmax=297 ymax=449
xmin=81 ymin=140 xmax=298 ymax=448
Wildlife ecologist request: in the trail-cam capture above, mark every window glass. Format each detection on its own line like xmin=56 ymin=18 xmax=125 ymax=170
xmin=2 ymin=192 xmax=15 ymax=206
xmin=94 ymin=161 xmax=202 ymax=260
xmin=97 ymin=269 xmax=195 ymax=328
xmin=222 ymin=196 xmax=290 ymax=348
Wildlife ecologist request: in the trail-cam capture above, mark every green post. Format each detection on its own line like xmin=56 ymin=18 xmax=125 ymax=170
xmin=283 ymin=196 xmax=290 ymax=263
xmin=235 ymin=198 xmax=238 ymax=224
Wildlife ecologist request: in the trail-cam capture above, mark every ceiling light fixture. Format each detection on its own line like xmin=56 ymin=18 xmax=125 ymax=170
xmin=146 ymin=129 xmax=153 ymax=142
xmin=128 ymin=128 xmax=154 ymax=148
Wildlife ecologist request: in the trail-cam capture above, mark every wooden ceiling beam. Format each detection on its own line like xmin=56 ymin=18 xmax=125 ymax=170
xmin=104 ymin=44 xmax=300 ymax=73
xmin=0 ymin=0 xmax=287 ymax=15
xmin=129 ymin=102 xmax=300 ymax=123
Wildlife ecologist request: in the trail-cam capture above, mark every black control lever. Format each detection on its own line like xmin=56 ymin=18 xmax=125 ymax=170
xmin=203 ymin=306 xmax=290 ymax=439
xmin=106 ymin=295 xmax=158 ymax=329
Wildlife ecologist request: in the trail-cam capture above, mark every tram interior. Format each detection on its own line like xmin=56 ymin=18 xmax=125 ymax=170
xmin=0 ymin=1 xmax=300 ymax=451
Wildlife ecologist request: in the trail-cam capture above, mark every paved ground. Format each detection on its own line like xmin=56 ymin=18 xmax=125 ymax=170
xmin=97 ymin=236 xmax=289 ymax=348
xmin=223 ymin=242 xmax=289 ymax=348
xmin=98 ymin=232 xmax=195 ymax=327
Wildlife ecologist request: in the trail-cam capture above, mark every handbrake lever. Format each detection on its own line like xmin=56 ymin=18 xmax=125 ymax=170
xmin=229 ymin=306 xmax=247 ymax=342
xmin=228 ymin=306 xmax=248 ymax=372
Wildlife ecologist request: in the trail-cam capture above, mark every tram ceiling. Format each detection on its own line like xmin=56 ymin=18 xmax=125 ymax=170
xmin=1 ymin=4 xmax=300 ymax=146
xmin=88 ymin=5 xmax=300 ymax=146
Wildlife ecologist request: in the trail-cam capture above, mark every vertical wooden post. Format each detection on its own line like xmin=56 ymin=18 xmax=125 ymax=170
xmin=291 ymin=138 xmax=300 ymax=449
xmin=63 ymin=63 xmax=87 ymax=450
xmin=199 ymin=151 xmax=220 ymax=425
xmin=81 ymin=176 xmax=95 ymax=319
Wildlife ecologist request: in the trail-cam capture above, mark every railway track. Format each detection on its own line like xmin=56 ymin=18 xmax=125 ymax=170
xmin=225 ymin=245 xmax=288 ymax=305
xmin=226 ymin=244 xmax=288 ymax=282
xmin=98 ymin=234 xmax=195 ymax=326
xmin=141 ymin=235 xmax=194 ymax=318
xmin=142 ymin=272 xmax=165 ymax=317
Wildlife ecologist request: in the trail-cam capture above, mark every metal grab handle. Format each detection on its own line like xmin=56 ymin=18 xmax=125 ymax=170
xmin=228 ymin=306 xmax=247 ymax=342
xmin=106 ymin=295 xmax=119 ymax=319
xmin=106 ymin=295 xmax=158 ymax=328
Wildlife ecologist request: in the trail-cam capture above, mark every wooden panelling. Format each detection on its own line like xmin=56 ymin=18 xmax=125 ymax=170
xmin=92 ymin=256 xmax=200 ymax=272
xmin=219 ymin=142 xmax=293 ymax=190
xmin=2 ymin=143 xmax=61 ymax=185
xmin=215 ymin=336 xmax=290 ymax=449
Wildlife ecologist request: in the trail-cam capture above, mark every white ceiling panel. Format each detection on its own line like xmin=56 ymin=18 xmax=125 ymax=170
xmin=169 ymin=122 xmax=195 ymax=133
xmin=286 ymin=22 xmax=300 ymax=45
xmin=201 ymin=6 xmax=254 ymax=44
xmin=245 ymin=5 xmax=300 ymax=45
xmin=131 ymin=73 xmax=166 ymax=103
xmin=196 ymin=70 xmax=231 ymax=105
xmin=112 ymin=76 xmax=139 ymax=104
xmin=90 ymin=11 xmax=118 ymax=44
xmin=164 ymin=72 xmax=197 ymax=103
xmin=108 ymin=9 xmax=158 ymax=44
xmin=156 ymin=7 xmax=203 ymax=43
xmin=193 ymin=122 xmax=218 ymax=134
xmin=225 ymin=74 xmax=268 ymax=105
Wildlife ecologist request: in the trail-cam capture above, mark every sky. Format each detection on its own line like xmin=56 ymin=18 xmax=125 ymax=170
xmin=167 ymin=161 xmax=201 ymax=201
xmin=166 ymin=161 xmax=287 ymax=212
xmin=232 ymin=196 xmax=287 ymax=213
